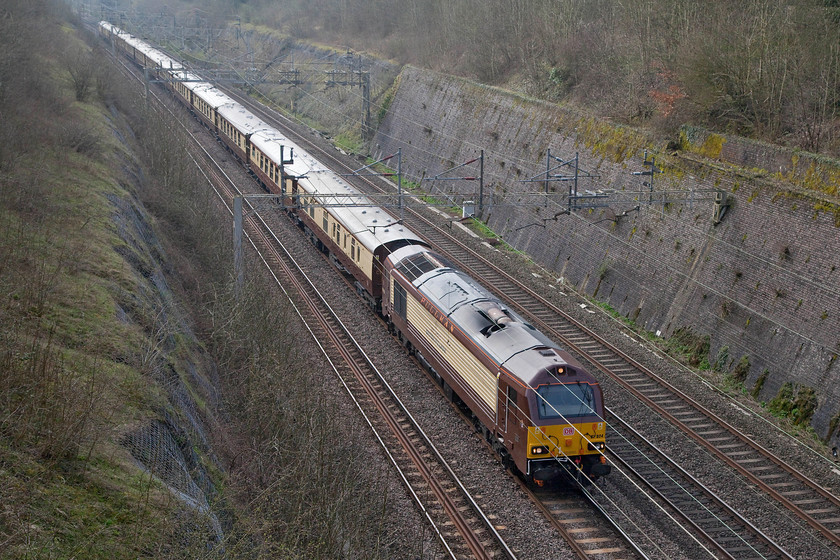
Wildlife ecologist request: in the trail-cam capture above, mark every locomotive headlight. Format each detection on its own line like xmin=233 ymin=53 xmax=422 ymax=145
xmin=587 ymin=442 xmax=606 ymax=451
xmin=531 ymin=446 xmax=548 ymax=455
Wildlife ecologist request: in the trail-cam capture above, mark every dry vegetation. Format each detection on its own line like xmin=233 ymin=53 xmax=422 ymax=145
xmin=0 ymin=1 xmax=194 ymax=555
xmin=1 ymin=1 xmax=428 ymax=557
xmin=142 ymin=0 xmax=840 ymax=155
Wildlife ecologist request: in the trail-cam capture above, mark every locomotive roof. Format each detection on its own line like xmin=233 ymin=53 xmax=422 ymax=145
xmin=387 ymin=245 xmax=593 ymax=387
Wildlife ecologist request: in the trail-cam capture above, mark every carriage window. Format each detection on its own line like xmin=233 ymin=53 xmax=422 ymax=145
xmin=536 ymin=383 xmax=597 ymax=420
xmin=393 ymin=282 xmax=407 ymax=320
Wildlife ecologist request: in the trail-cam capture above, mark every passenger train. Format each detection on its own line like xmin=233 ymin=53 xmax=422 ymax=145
xmin=99 ymin=21 xmax=610 ymax=484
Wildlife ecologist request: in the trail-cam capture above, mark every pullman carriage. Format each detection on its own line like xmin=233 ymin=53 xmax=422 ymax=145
xmin=190 ymin=84 xmax=236 ymax=132
xmin=98 ymin=21 xmax=119 ymax=41
xmin=215 ymin=104 xmax=273 ymax=162
xmin=288 ymin=151 xmax=426 ymax=307
xmin=249 ymin=129 xmax=298 ymax=198
xmin=170 ymin=70 xmax=201 ymax=106
xmin=100 ymin=20 xmax=610 ymax=486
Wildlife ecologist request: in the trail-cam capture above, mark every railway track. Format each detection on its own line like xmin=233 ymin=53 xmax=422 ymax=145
xmin=607 ymin=412 xmax=792 ymax=560
xmin=405 ymin=199 xmax=840 ymax=554
xmin=107 ymin=34 xmax=839 ymax=556
xmin=109 ymin=48 xmax=519 ymax=560
xmin=522 ymin=481 xmax=642 ymax=560
xmin=214 ymin=84 xmax=840 ymax=555
xmin=240 ymin=199 xmax=508 ymax=560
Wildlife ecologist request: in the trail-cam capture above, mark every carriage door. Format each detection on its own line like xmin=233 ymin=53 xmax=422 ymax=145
xmin=505 ymin=385 xmax=517 ymax=433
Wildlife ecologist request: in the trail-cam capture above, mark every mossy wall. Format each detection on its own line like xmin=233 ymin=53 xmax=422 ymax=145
xmin=372 ymin=66 xmax=840 ymax=448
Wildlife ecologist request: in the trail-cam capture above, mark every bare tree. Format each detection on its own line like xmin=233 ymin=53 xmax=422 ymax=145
xmin=64 ymin=45 xmax=96 ymax=102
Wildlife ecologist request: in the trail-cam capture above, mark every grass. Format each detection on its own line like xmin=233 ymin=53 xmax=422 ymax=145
xmin=0 ymin=442 xmax=182 ymax=559
xmin=595 ymin=300 xmax=638 ymax=330
xmin=335 ymin=130 xmax=364 ymax=154
xmin=0 ymin=19 xmax=218 ymax=558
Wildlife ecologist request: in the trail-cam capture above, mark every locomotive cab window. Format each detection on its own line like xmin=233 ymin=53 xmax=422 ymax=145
xmin=536 ymin=382 xmax=597 ymax=420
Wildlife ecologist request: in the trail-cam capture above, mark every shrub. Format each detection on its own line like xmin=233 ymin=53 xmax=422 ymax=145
xmin=666 ymin=327 xmax=710 ymax=368
xmin=767 ymin=382 xmax=818 ymax=426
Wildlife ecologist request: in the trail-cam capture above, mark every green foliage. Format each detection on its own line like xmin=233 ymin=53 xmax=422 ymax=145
xmin=767 ymin=382 xmax=818 ymax=426
xmin=376 ymin=74 xmax=400 ymax=124
xmin=713 ymin=345 xmax=730 ymax=372
xmin=597 ymin=259 xmax=611 ymax=280
xmin=751 ymin=368 xmax=769 ymax=398
xmin=334 ymin=130 xmax=363 ymax=154
xmin=593 ymin=301 xmax=655 ymax=337
xmin=167 ymin=0 xmax=840 ymax=154
xmin=829 ymin=410 xmax=840 ymax=443
xmin=0 ymin=19 xmax=198 ymax=556
xmin=697 ymin=133 xmax=726 ymax=159
xmin=665 ymin=327 xmax=711 ymax=369
xmin=730 ymin=355 xmax=750 ymax=383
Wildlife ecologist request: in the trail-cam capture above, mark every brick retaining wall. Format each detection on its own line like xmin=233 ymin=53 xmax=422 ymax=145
xmin=373 ymin=67 xmax=840 ymax=445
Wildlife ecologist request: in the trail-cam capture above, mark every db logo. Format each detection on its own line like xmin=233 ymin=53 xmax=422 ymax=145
xmin=563 ymin=427 xmax=575 ymax=436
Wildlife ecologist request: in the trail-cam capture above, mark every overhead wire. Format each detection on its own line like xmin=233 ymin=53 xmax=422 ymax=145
xmin=505 ymin=377 xmax=719 ymax=558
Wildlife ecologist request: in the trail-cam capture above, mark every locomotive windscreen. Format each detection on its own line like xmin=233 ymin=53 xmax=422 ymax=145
xmin=536 ymin=382 xmax=597 ymax=420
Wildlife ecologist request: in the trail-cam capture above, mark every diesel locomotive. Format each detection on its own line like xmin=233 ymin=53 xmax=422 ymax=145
xmin=383 ymin=245 xmax=609 ymax=482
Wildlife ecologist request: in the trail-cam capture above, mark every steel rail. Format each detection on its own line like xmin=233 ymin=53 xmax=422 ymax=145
xmin=607 ymin=411 xmax=794 ymax=560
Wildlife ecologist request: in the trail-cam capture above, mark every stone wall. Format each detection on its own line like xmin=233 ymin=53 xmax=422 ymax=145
xmin=372 ymin=67 xmax=840 ymax=445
